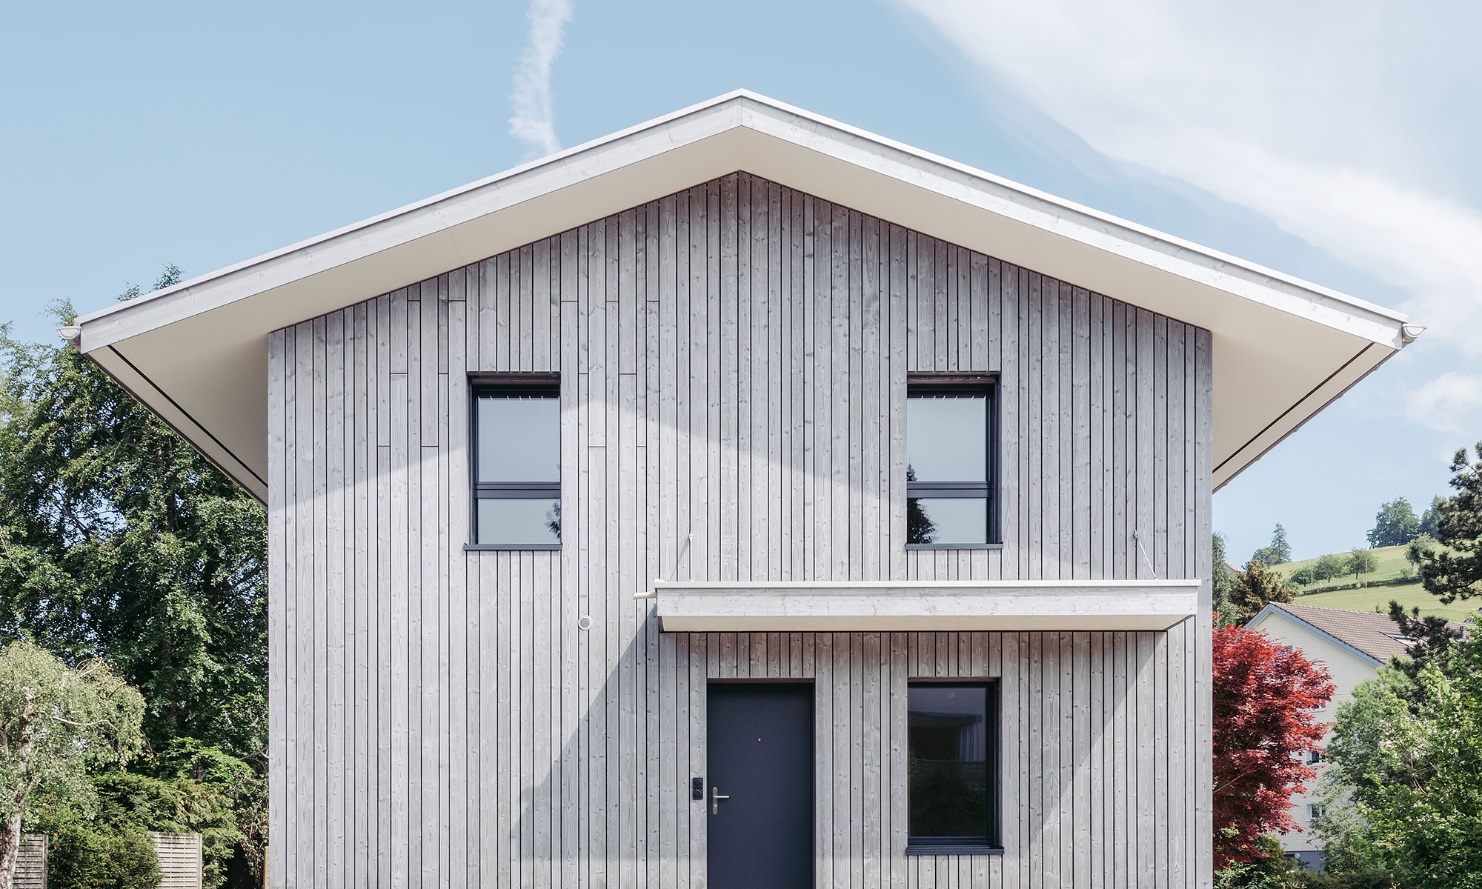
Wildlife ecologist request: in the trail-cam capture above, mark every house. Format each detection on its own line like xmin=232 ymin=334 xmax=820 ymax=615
xmin=72 ymin=92 xmax=1414 ymax=888
xmin=1245 ymin=601 xmax=1454 ymax=870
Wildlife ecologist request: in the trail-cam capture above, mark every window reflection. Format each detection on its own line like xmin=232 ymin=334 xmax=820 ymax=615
xmin=477 ymin=498 xmax=561 ymax=546
xmin=908 ymin=684 xmax=991 ymax=844
xmin=478 ymin=396 xmax=561 ymax=483
xmin=907 ymin=498 xmax=988 ymax=546
xmin=907 ymin=396 xmax=987 ymax=481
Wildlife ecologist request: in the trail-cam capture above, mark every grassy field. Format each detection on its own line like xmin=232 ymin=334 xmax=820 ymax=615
xmin=1271 ymin=545 xmax=1476 ymax=622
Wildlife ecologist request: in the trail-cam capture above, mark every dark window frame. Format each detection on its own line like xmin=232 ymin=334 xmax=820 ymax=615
xmin=905 ymin=679 xmax=1002 ymax=855
xmin=469 ymin=372 xmax=562 ymax=550
xmin=906 ymin=372 xmax=999 ymax=548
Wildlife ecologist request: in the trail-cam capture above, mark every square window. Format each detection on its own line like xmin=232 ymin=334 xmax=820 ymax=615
xmin=472 ymin=374 xmax=561 ymax=547
xmin=907 ymin=682 xmax=998 ymax=850
xmin=906 ymin=374 xmax=996 ymax=546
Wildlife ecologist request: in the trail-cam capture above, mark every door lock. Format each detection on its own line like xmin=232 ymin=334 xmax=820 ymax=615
xmin=710 ymin=785 xmax=731 ymax=815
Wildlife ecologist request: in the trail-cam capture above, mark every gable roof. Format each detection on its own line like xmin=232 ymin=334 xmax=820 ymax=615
xmin=72 ymin=90 xmax=1413 ymax=501
xmin=1251 ymin=601 xmax=1460 ymax=664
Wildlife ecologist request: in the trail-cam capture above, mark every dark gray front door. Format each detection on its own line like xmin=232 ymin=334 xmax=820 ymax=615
xmin=706 ymin=682 xmax=814 ymax=889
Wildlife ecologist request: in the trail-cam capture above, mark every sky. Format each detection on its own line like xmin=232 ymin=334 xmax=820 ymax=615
xmin=3 ymin=0 xmax=1478 ymax=564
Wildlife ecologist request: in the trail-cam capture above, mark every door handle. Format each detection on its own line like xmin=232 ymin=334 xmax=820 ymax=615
xmin=711 ymin=785 xmax=730 ymax=815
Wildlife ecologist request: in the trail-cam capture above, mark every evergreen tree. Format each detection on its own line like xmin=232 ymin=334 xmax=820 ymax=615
xmin=1227 ymin=561 xmax=1298 ymax=624
xmin=1249 ymin=524 xmax=1292 ymax=567
xmin=1212 ymin=533 xmax=1237 ymax=626
xmin=1420 ymin=495 xmax=1445 ymax=538
xmin=1409 ymin=445 xmax=1482 ymax=604
xmin=1268 ymin=524 xmax=1292 ymax=565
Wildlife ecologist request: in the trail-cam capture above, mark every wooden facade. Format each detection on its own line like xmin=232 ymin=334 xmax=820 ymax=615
xmin=267 ymin=172 xmax=1213 ymax=887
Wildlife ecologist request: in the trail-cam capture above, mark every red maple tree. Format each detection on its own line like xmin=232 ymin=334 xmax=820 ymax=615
xmin=1212 ymin=625 xmax=1334 ymax=869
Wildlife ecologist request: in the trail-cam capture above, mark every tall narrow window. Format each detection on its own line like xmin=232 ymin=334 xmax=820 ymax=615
xmin=472 ymin=373 xmax=561 ymax=547
xmin=907 ymin=373 xmax=995 ymax=546
xmin=908 ymin=682 xmax=998 ymax=851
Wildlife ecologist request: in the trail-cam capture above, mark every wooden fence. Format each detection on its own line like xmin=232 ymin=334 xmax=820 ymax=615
xmin=13 ymin=831 xmax=203 ymax=889
xmin=14 ymin=834 xmax=46 ymax=889
xmin=150 ymin=833 xmax=203 ymax=889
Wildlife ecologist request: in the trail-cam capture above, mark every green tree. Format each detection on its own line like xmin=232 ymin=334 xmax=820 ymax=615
xmin=1213 ymin=533 xmax=1238 ymax=626
xmin=1250 ymin=524 xmax=1292 ymax=567
xmin=1311 ymin=554 xmax=1345 ymax=583
xmin=1367 ymin=498 xmax=1421 ymax=548
xmin=1409 ymin=445 xmax=1482 ymax=604
xmin=1289 ymin=567 xmax=1314 ymax=587
xmin=1346 ymin=548 xmax=1378 ymax=580
xmin=1322 ymin=622 xmax=1482 ymax=888
xmin=0 ymin=640 xmax=144 ymax=889
xmin=1420 ymin=496 xmax=1445 ymax=538
xmin=0 ymin=274 xmax=267 ymax=759
xmin=1228 ymin=561 xmax=1298 ymax=625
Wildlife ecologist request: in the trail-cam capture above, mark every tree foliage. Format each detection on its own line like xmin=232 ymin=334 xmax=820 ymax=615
xmin=1251 ymin=524 xmax=1292 ymax=567
xmin=1346 ymin=548 xmax=1378 ymax=580
xmin=1367 ymin=498 xmax=1421 ymax=548
xmin=1322 ymin=620 xmax=1482 ymax=889
xmin=0 ymin=640 xmax=144 ymax=889
xmin=1214 ymin=533 xmax=1239 ymax=626
xmin=0 ymin=275 xmax=267 ymax=758
xmin=1420 ymin=496 xmax=1444 ymax=538
xmin=1227 ymin=561 xmax=1298 ymax=625
xmin=45 ymin=821 xmax=160 ymax=889
xmin=1409 ymin=444 xmax=1482 ymax=604
xmin=1212 ymin=626 xmax=1334 ymax=870
xmin=1311 ymin=553 xmax=1346 ymax=583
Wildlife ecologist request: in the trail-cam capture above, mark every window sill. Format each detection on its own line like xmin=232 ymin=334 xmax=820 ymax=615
xmin=905 ymin=845 xmax=1004 ymax=856
xmin=905 ymin=543 xmax=1004 ymax=551
xmin=464 ymin=543 xmax=562 ymax=552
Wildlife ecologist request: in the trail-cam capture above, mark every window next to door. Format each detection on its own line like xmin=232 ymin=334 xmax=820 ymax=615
xmin=470 ymin=373 xmax=561 ymax=548
xmin=906 ymin=373 xmax=997 ymax=547
xmin=907 ymin=682 xmax=1001 ymax=854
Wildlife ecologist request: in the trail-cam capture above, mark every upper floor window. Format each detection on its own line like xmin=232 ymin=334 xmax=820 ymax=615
xmin=472 ymin=373 xmax=561 ymax=548
xmin=907 ymin=682 xmax=998 ymax=852
xmin=907 ymin=373 xmax=995 ymax=546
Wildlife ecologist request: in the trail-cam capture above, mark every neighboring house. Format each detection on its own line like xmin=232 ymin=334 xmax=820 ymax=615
xmin=72 ymin=92 xmax=1415 ymax=888
xmin=1244 ymin=602 xmax=1439 ymax=870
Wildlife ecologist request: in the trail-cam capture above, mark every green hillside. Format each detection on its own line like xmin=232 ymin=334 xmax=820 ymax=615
xmin=1270 ymin=545 xmax=1477 ymax=622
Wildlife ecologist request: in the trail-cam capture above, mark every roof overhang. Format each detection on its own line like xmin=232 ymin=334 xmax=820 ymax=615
xmin=653 ymin=579 xmax=1200 ymax=632
xmin=74 ymin=90 xmax=1412 ymax=502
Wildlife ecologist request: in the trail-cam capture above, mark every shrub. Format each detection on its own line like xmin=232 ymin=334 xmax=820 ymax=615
xmin=47 ymin=822 xmax=160 ymax=889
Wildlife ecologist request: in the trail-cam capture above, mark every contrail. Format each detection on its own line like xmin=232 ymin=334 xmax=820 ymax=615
xmin=509 ymin=0 xmax=573 ymax=158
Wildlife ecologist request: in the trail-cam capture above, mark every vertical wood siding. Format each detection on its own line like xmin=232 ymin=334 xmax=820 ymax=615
xmin=268 ymin=173 xmax=1214 ymax=888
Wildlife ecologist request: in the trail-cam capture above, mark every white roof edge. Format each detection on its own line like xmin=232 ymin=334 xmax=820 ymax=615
xmin=654 ymin=578 xmax=1202 ymax=591
xmin=76 ymin=89 xmax=1407 ymax=342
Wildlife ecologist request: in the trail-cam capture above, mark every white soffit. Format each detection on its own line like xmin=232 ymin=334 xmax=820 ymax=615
xmin=654 ymin=579 xmax=1201 ymax=633
xmin=75 ymin=90 xmax=1411 ymax=502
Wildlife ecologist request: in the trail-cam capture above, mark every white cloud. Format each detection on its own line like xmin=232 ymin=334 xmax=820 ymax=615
xmin=509 ymin=0 xmax=573 ymax=158
xmin=1406 ymin=372 xmax=1482 ymax=435
xmin=890 ymin=0 xmax=1482 ymax=352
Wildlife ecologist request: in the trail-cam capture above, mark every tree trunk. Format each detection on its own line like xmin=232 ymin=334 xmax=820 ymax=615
xmin=0 ymin=811 xmax=22 ymax=889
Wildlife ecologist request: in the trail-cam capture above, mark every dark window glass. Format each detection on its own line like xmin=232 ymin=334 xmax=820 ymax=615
xmin=907 ymin=375 xmax=994 ymax=545
xmin=908 ymin=684 xmax=993 ymax=847
xmin=473 ymin=378 xmax=561 ymax=546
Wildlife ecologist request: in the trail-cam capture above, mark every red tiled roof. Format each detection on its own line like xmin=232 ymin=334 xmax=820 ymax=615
xmin=1268 ymin=602 xmax=1463 ymax=664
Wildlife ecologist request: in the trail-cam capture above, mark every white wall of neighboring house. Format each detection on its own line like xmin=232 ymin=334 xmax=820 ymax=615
xmin=1244 ymin=608 xmax=1383 ymax=869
